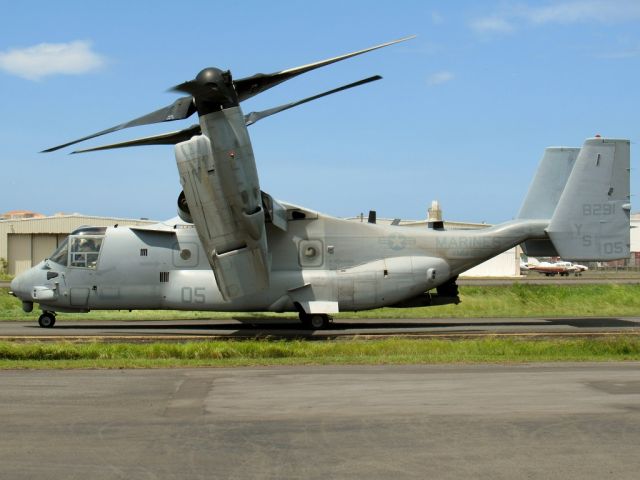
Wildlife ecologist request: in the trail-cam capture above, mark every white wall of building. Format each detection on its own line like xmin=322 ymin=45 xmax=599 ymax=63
xmin=460 ymin=247 xmax=521 ymax=278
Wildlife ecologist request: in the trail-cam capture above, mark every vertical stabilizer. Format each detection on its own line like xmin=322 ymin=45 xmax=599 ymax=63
xmin=547 ymin=138 xmax=630 ymax=261
xmin=517 ymin=147 xmax=580 ymax=256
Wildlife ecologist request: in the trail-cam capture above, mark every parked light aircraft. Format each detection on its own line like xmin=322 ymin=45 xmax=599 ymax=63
xmin=522 ymin=257 xmax=589 ymax=276
xmin=10 ymin=37 xmax=631 ymax=328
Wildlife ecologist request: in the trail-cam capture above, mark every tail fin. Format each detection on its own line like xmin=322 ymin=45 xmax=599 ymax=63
xmin=547 ymin=138 xmax=630 ymax=261
xmin=525 ymin=256 xmax=540 ymax=266
xmin=517 ymin=147 xmax=580 ymax=256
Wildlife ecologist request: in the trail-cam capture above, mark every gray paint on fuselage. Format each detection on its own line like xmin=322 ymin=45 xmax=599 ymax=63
xmin=15 ymin=208 xmax=548 ymax=314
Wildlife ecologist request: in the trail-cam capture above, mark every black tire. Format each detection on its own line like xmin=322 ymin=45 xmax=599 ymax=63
xmin=309 ymin=315 xmax=329 ymax=329
xmin=436 ymin=277 xmax=459 ymax=297
xmin=299 ymin=313 xmax=330 ymax=330
xmin=38 ymin=313 xmax=56 ymax=328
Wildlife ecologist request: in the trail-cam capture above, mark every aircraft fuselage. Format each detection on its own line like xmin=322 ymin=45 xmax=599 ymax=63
xmin=10 ymin=207 xmax=548 ymax=316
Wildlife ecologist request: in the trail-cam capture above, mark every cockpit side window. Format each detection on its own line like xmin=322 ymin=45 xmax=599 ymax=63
xmin=49 ymin=238 xmax=69 ymax=266
xmin=69 ymin=235 xmax=104 ymax=269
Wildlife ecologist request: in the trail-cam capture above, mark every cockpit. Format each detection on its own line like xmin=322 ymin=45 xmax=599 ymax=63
xmin=48 ymin=226 xmax=107 ymax=269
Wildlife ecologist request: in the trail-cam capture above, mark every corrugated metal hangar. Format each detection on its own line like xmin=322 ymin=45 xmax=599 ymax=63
xmin=0 ymin=212 xmax=153 ymax=275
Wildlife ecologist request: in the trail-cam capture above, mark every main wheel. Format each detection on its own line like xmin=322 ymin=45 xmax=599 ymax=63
xmin=38 ymin=312 xmax=56 ymax=328
xmin=299 ymin=312 xmax=330 ymax=330
xmin=309 ymin=314 xmax=329 ymax=330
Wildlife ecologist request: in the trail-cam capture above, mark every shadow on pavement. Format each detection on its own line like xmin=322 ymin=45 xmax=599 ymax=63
xmin=19 ymin=316 xmax=640 ymax=337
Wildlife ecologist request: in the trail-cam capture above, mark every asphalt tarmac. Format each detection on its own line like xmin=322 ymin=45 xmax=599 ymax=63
xmin=2 ymin=316 xmax=640 ymax=339
xmin=1 ymin=363 xmax=640 ymax=479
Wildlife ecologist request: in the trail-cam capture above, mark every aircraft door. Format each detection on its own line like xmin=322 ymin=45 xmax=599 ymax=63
xmin=338 ymin=275 xmax=354 ymax=305
xmin=337 ymin=271 xmax=380 ymax=309
xmin=353 ymin=272 xmax=379 ymax=307
xmin=64 ymin=233 xmax=105 ymax=308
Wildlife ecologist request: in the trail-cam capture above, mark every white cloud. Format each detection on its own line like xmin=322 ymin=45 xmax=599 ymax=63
xmin=0 ymin=41 xmax=106 ymax=81
xmin=470 ymin=1 xmax=640 ymax=35
xmin=427 ymin=71 xmax=455 ymax=86
xmin=470 ymin=16 xmax=515 ymax=33
xmin=431 ymin=11 xmax=444 ymax=25
xmin=595 ymin=48 xmax=640 ymax=59
xmin=524 ymin=1 xmax=640 ymax=25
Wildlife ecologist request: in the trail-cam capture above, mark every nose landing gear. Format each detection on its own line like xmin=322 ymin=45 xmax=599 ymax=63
xmin=38 ymin=311 xmax=56 ymax=328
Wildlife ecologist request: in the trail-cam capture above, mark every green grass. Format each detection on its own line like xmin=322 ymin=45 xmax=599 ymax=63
xmin=1 ymin=337 xmax=640 ymax=369
xmin=345 ymin=283 xmax=640 ymax=319
xmin=5 ymin=284 xmax=638 ymax=321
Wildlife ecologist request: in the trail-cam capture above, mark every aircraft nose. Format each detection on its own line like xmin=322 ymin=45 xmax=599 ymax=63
xmin=10 ymin=276 xmax=21 ymax=297
xmin=10 ymin=272 xmax=31 ymax=301
xmin=10 ymin=272 xmax=35 ymax=312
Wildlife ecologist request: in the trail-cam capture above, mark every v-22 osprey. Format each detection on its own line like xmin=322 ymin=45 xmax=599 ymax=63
xmin=10 ymin=37 xmax=631 ymax=328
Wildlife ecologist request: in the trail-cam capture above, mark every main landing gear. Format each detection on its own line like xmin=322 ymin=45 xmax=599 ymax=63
xmin=299 ymin=312 xmax=331 ymax=330
xmin=38 ymin=311 xmax=56 ymax=328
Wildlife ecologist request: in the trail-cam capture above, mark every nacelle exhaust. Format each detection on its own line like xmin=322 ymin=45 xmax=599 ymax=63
xmin=177 ymin=190 xmax=193 ymax=223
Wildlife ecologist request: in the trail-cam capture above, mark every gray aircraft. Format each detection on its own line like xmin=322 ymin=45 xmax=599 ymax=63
xmin=10 ymin=38 xmax=631 ymax=329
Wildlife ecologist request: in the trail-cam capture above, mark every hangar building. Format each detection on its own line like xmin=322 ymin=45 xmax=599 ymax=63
xmin=0 ymin=211 xmax=154 ymax=275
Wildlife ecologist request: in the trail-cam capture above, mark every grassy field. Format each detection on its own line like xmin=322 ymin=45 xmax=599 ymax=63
xmin=1 ymin=336 xmax=640 ymax=369
xmin=2 ymin=284 xmax=640 ymax=321
xmin=3 ymin=283 xmax=640 ymax=369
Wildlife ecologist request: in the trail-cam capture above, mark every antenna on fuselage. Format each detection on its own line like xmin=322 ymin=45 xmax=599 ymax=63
xmin=428 ymin=200 xmax=444 ymax=230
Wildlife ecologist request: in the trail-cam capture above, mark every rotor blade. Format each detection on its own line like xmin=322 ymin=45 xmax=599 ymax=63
xmin=42 ymin=96 xmax=196 ymax=152
xmin=70 ymin=76 xmax=382 ymax=153
xmin=234 ymin=35 xmax=415 ymax=102
xmin=244 ymin=75 xmax=382 ymax=126
xmin=70 ymin=124 xmax=202 ymax=154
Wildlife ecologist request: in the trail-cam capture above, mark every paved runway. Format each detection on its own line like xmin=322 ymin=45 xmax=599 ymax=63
xmin=1 ymin=363 xmax=640 ymax=479
xmin=2 ymin=316 xmax=640 ymax=339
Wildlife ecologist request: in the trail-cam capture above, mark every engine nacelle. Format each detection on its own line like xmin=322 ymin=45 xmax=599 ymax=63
xmin=176 ymin=191 xmax=193 ymax=224
xmin=175 ymin=109 xmax=269 ymax=301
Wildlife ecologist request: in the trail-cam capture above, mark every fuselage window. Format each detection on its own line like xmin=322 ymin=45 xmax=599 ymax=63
xmin=69 ymin=235 xmax=104 ymax=269
xmin=49 ymin=238 xmax=69 ymax=266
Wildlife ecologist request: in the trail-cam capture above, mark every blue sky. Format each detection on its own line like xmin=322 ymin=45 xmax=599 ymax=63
xmin=1 ymin=0 xmax=638 ymax=223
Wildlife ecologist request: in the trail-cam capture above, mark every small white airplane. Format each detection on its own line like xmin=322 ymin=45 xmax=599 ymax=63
xmin=522 ymin=257 xmax=589 ymax=276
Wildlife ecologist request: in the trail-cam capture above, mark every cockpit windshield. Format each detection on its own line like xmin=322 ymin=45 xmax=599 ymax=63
xmin=47 ymin=227 xmax=106 ymax=269
xmin=49 ymin=238 xmax=69 ymax=266
xmin=69 ymin=236 xmax=104 ymax=268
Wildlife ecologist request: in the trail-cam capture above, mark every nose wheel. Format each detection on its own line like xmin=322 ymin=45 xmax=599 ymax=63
xmin=38 ymin=312 xmax=56 ymax=328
